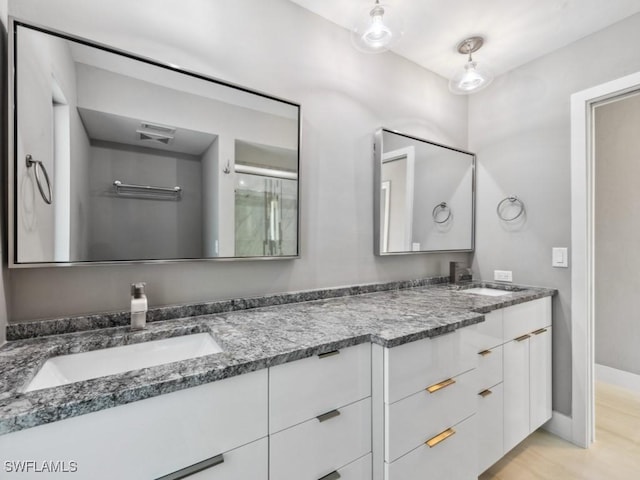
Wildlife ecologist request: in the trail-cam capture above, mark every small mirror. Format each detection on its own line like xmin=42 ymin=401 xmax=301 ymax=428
xmin=10 ymin=20 xmax=300 ymax=266
xmin=374 ymin=129 xmax=475 ymax=254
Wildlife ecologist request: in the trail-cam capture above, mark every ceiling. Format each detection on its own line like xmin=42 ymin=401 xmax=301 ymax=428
xmin=289 ymin=0 xmax=640 ymax=78
xmin=78 ymin=108 xmax=216 ymax=157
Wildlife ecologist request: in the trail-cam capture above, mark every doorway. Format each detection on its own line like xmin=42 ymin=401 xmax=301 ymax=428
xmin=570 ymin=71 xmax=640 ymax=448
xmin=592 ymin=91 xmax=640 ymax=394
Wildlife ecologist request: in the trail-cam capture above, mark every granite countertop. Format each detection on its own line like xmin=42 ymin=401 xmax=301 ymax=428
xmin=0 ymin=281 xmax=555 ymax=436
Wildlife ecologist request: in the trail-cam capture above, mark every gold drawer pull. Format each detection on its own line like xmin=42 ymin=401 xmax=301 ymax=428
xmin=479 ymin=389 xmax=493 ymax=398
xmin=426 ymin=378 xmax=456 ymax=394
xmin=514 ymin=334 xmax=531 ymax=342
xmin=426 ymin=428 xmax=456 ymax=448
xmin=532 ymin=328 xmax=548 ymax=335
xmin=478 ymin=349 xmax=492 ymax=356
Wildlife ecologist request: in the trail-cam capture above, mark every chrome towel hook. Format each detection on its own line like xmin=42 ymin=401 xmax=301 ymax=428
xmin=25 ymin=155 xmax=52 ymax=205
xmin=497 ymin=195 xmax=524 ymax=221
xmin=432 ymin=202 xmax=452 ymax=224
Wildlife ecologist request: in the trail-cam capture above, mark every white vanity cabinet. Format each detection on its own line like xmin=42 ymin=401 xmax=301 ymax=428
xmin=503 ymin=298 xmax=552 ymax=453
xmin=0 ymin=369 xmax=268 ymax=480
xmin=269 ymin=342 xmax=372 ymax=480
xmin=372 ymin=329 xmax=478 ymax=480
xmin=472 ymin=296 xmax=553 ymax=475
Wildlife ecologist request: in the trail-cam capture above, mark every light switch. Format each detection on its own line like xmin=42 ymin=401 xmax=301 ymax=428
xmin=552 ymin=247 xmax=568 ymax=268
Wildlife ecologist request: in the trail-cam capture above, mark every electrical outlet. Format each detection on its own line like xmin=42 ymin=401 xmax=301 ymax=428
xmin=494 ymin=270 xmax=513 ymax=282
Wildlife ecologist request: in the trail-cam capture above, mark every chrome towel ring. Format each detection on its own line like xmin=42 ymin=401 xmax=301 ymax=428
xmin=26 ymin=155 xmax=52 ymax=205
xmin=497 ymin=196 xmax=524 ymax=221
xmin=432 ymin=202 xmax=452 ymax=224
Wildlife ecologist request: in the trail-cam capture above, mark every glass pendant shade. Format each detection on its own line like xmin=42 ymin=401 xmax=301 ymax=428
xmin=448 ymin=36 xmax=494 ymax=95
xmin=448 ymin=59 xmax=493 ymax=94
xmin=351 ymin=1 xmax=403 ymax=53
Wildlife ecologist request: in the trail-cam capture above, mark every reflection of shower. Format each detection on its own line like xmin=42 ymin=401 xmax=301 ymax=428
xmin=264 ymin=178 xmax=283 ymax=256
xmin=235 ymin=172 xmax=297 ymax=257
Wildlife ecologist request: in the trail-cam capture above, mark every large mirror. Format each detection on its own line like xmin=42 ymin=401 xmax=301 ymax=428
xmin=374 ymin=129 xmax=475 ymax=254
xmin=9 ymin=20 xmax=300 ymax=266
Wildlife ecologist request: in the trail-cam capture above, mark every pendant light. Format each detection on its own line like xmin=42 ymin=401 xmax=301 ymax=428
xmin=448 ymin=36 xmax=493 ymax=95
xmin=351 ymin=0 xmax=403 ymax=53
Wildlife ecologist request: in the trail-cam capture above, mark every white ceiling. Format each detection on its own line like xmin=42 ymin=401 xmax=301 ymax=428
xmin=289 ymin=0 xmax=640 ymax=78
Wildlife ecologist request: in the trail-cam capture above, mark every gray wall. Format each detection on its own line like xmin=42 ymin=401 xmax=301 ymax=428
xmin=88 ymin=142 xmax=203 ymax=261
xmin=594 ymin=93 xmax=640 ymax=376
xmin=468 ymin=12 xmax=640 ymax=416
xmin=412 ymin=146 xmax=473 ymax=251
xmin=6 ymin=0 xmax=469 ymax=321
xmin=382 ymin=132 xmax=474 ymax=252
xmin=14 ymin=26 xmax=91 ymax=263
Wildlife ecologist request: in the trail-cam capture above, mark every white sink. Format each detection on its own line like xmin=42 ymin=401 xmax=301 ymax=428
xmin=464 ymin=287 xmax=512 ymax=297
xmin=25 ymin=333 xmax=223 ymax=392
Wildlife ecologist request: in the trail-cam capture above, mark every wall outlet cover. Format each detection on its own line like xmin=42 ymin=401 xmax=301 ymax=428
xmin=494 ymin=270 xmax=513 ymax=282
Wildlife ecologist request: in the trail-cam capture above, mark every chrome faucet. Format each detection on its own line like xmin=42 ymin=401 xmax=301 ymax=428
xmin=449 ymin=261 xmax=472 ymax=284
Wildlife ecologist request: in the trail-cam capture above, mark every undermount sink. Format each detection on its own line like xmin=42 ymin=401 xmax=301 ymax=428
xmin=25 ymin=333 xmax=223 ymax=392
xmin=464 ymin=287 xmax=513 ymax=297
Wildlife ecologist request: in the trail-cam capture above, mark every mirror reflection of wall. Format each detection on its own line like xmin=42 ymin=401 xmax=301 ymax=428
xmin=375 ymin=129 xmax=475 ymax=254
xmin=12 ymin=22 xmax=300 ymax=266
xmin=381 ymin=146 xmax=415 ymax=252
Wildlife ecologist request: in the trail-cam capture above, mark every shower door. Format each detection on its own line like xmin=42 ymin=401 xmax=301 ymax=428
xmin=235 ymin=173 xmax=297 ymax=257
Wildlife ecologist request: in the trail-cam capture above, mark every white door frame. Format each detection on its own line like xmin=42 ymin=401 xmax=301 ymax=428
xmin=570 ymin=71 xmax=640 ymax=448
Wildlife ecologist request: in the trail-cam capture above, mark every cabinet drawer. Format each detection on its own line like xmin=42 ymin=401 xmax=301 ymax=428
xmin=0 ymin=370 xmax=268 ymax=480
xmin=385 ymin=414 xmax=477 ymax=480
xmin=270 ymin=397 xmax=371 ymax=480
xmin=473 ymin=309 xmax=504 ymax=351
xmin=331 ymin=454 xmax=371 ymax=480
xmin=477 ymin=383 xmax=504 ymax=475
xmin=164 ymin=437 xmax=267 ymax=480
xmin=503 ymin=297 xmax=551 ymax=341
xmin=270 ymin=342 xmax=371 ymax=433
xmin=384 ymin=330 xmax=476 ymax=404
xmin=385 ymin=368 xmax=476 ymax=462
xmin=477 ymin=344 xmax=503 ymax=391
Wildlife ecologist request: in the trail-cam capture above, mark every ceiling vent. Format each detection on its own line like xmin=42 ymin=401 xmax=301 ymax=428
xmin=139 ymin=121 xmax=176 ymax=135
xmin=136 ymin=130 xmax=175 ymax=145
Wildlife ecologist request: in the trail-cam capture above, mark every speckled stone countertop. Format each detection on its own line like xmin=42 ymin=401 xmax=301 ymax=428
xmin=0 ymin=281 xmax=554 ymax=436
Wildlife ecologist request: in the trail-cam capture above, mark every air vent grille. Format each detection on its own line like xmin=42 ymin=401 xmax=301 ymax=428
xmin=139 ymin=122 xmax=176 ymax=135
xmin=136 ymin=130 xmax=174 ymax=145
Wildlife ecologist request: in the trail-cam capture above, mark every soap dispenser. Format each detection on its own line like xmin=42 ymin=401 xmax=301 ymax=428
xmin=130 ymin=283 xmax=147 ymax=330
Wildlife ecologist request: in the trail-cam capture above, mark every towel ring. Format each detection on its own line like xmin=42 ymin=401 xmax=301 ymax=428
xmin=432 ymin=202 xmax=452 ymax=224
xmin=26 ymin=155 xmax=52 ymax=205
xmin=497 ymin=196 xmax=524 ymax=221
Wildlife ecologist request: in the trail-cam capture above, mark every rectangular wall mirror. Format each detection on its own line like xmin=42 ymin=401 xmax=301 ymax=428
xmin=9 ymin=20 xmax=301 ymax=267
xmin=374 ymin=129 xmax=475 ymax=255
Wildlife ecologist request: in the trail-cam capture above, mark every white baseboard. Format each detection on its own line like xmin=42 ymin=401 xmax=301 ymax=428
xmin=595 ymin=363 xmax=640 ymax=392
xmin=542 ymin=410 xmax=572 ymax=443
